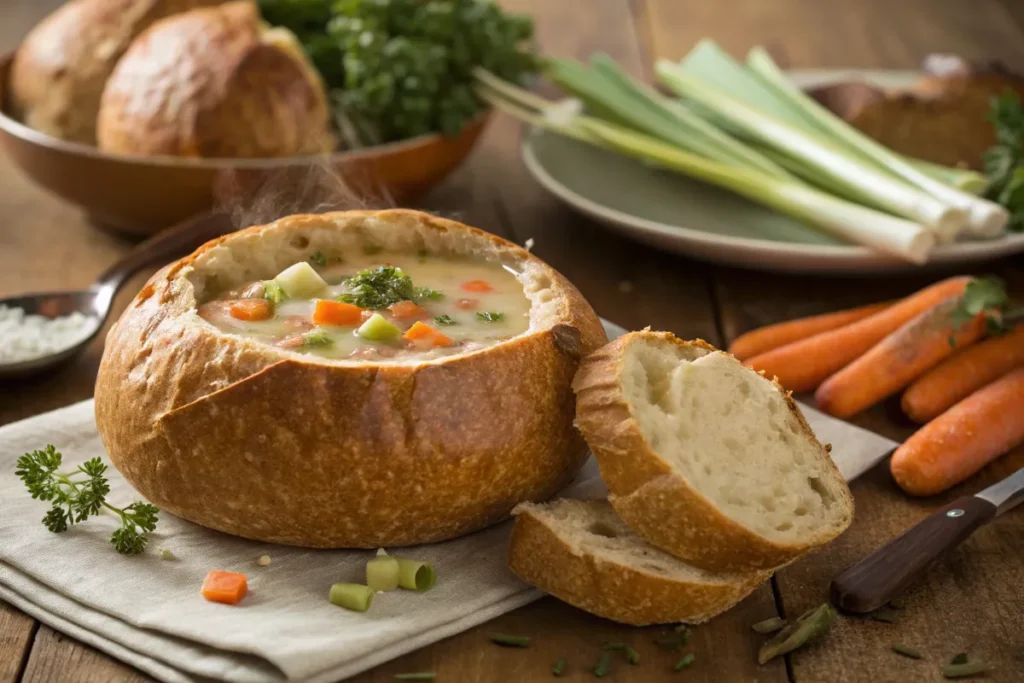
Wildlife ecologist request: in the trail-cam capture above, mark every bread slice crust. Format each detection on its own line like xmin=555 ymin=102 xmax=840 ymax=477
xmin=572 ymin=331 xmax=853 ymax=573
xmin=94 ymin=209 xmax=606 ymax=547
xmin=508 ymin=499 xmax=768 ymax=626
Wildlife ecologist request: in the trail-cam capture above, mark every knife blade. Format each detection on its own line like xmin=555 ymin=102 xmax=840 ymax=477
xmin=830 ymin=467 xmax=1024 ymax=613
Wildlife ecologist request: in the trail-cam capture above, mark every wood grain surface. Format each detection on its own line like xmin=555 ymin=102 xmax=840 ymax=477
xmin=1 ymin=1 xmax=1023 ymax=682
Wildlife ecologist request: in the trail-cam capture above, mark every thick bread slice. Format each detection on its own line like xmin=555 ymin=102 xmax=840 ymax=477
xmin=508 ymin=499 xmax=768 ymax=626
xmin=572 ymin=331 xmax=853 ymax=573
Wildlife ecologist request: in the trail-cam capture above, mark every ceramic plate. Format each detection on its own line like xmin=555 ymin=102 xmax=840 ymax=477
xmin=522 ymin=69 xmax=1024 ymax=274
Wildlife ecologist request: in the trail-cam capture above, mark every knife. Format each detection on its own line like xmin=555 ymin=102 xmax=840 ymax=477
xmin=830 ymin=467 xmax=1024 ymax=613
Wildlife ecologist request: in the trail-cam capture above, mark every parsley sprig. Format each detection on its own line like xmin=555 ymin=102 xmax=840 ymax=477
xmin=16 ymin=445 xmax=159 ymax=555
xmin=949 ymin=276 xmax=1015 ymax=339
xmin=983 ymin=93 xmax=1024 ymax=232
xmin=338 ymin=266 xmax=445 ymax=309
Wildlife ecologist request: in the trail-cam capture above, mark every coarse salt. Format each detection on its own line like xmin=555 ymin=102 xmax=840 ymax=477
xmin=0 ymin=305 xmax=99 ymax=365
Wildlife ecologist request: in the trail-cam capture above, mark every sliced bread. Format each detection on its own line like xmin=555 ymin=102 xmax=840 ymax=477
xmin=508 ymin=498 xmax=769 ymax=625
xmin=572 ymin=331 xmax=854 ymax=573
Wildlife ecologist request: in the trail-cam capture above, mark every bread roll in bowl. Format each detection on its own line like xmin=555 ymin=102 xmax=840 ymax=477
xmin=9 ymin=0 xmax=225 ymax=144
xmin=94 ymin=209 xmax=606 ymax=547
xmin=97 ymin=1 xmax=333 ymax=158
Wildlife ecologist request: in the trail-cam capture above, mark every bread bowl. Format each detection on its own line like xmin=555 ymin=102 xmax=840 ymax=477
xmin=572 ymin=331 xmax=853 ymax=572
xmin=94 ymin=209 xmax=606 ymax=547
xmin=8 ymin=0 xmax=225 ymax=144
xmin=509 ymin=499 xmax=769 ymax=625
xmin=97 ymin=1 xmax=333 ymax=158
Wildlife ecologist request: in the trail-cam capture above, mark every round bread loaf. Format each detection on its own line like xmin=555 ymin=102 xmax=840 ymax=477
xmin=94 ymin=209 xmax=606 ymax=547
xmin=8 ymin=0 xmax=225 ymax=144
xmin=96 ymin=1 xmax=333 ymax=158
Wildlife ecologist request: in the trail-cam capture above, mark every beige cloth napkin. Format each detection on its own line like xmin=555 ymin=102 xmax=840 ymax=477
xmin=0 ymin=324 xmax=897 ymax=683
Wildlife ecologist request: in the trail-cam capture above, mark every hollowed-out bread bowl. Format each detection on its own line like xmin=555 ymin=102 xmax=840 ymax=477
xmin=94 ymin=209 xmax=607 ymax=547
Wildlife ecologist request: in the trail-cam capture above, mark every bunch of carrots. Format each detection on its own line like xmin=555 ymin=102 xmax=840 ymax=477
xmin=728 ymin=276 xmax=1024 ymax=497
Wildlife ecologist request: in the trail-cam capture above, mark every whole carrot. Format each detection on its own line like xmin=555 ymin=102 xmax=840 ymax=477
xmin=902 ymin=325 xmax=1024 ymax=423
xmin=815 ymin=297 xmax=987 ymax=418
xmin=729 ymin=301 xmax=890 ymax=360
xmin=890 ymin=368 xmax=1024 ymax=496
xmin=745 ymin=277 xmax=972 ymax=392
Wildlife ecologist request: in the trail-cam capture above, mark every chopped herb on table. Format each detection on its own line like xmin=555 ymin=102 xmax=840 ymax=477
xmin=489 ymin=633 xmax=530 ymax=648
xmin=891 ymin=643 xmax=923 ymax=660
xmin=393 ymin=673 xmax=436 ymax=681
xmin=16 ymin=445 xmax=159 ymax=555
xmin=592 ymin=650 xmax=612 ymax=678
xmin=476 ymin=311 xmax=504 ymax=322
xmin=673 ymin=653 xmax=695 ymax=671
xmin=551 ymin=658 xmax=566 ymax=677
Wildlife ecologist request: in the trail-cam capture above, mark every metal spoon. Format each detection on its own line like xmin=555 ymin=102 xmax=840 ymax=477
xmin=0 ymin=212 xmax=235 ymax=379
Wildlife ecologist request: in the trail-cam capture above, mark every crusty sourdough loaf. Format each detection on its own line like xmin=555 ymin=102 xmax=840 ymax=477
xmin=94 ymin=209 xmax=606 ymax=547
xmin=509 ymin=499 xmax=769 ymax=625
xmin=572 ymin=331 xmax=853 ymax=573
xmin=97 ymin=1 xmax=333 ymax=157
xmin=8 ymin=0 xmax=225 ymax=144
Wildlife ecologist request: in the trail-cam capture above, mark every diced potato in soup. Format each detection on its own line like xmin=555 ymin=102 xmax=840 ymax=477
xmin=197 ymin=248 xmax=531 ymax=361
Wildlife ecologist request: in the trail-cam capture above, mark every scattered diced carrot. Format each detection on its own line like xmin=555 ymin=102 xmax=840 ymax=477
xmin=461 ymin=280 xmax=494 ymax=293
xmin=229 ymin=299 xmax=274 ymax=321
xmin=313 ymin=299 xmax=364 ymax=326
xmin=201 ymin=571 xmax=248 ymax=605
xmin=455 ymin=298 xmax=479 ymax=310
xmin=390 ymin=300 xmax=427 ymax=319
xmin=404 ymin=321 xmax=453 ymax=347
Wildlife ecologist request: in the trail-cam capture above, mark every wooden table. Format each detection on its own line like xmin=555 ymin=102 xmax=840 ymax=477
xmin=2 ymin=1 xmax=1024 ymax=681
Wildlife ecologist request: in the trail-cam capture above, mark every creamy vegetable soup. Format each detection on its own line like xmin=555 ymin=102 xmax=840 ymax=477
xmin=197 ymin=247 xmax=532 ymax=360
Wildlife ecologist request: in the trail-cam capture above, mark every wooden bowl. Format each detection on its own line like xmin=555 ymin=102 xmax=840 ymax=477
xmin=0 ymin=53 xmax=488 ymax=235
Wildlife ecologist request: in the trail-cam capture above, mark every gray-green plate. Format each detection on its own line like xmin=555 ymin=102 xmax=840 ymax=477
xmin=522 ymin=69 xmax=1024 ymax=274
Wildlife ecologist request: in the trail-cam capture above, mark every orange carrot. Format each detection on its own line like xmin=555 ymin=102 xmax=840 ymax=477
xmin=389 ymin=300 xmax=427 ymax=319
xmin=815 ymin=297 xmax=987 ymax=418
xmin=201 ymin=571 xmax=248 ymax=605
xmin=312 ymin=300 xmax=363 ymax=326
xmin=461 ymin=279 xmax=493 ymax=293
xmin=902 ymin=325 xmax=1024 ymax=423
xmin=890 ymin=368 xmax=1024 ymax=496
xmin=729 ymin=301 xmax=891 ymax=360
xmin=403 ymin=321 xmax=453 ymax=348
xmin=745 ymin=276 xmax=973 ymax=392
xmin=229 ymin=299 xmax=274 ymax=322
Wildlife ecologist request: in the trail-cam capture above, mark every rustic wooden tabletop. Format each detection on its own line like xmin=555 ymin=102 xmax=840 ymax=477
xmin=2 ymin=1 xmax=1023 ymax=682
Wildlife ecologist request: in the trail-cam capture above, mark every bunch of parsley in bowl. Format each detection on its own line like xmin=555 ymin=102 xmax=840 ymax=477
xmin=259 ymin=0 xmax=537 ymax=147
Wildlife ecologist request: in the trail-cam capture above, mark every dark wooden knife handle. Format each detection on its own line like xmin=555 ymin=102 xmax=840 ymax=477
xmin=830 ymin=496 xmax=997 ymax=613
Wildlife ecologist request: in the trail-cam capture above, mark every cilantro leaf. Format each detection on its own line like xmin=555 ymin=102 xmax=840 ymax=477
xmin=476 ymin=311 xmax=505 ymax=322
xmin=949 ymin=277 xmax=1011 ymax=336
xmin=434 ymin=314 xmax=456 ymax=326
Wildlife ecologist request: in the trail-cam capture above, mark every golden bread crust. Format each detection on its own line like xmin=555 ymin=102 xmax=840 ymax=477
xmin=572 ymin=331 xmax=853 ymax=573
xmin=96 ymin=1 xmax=333 ymax=157
xmin=94 ymin=209 xmax=606 ymax=547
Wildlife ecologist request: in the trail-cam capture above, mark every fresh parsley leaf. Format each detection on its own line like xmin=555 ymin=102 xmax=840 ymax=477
xmin=949 ymin=276 xmax=1011 ymax=337
xmin=16 ymin=446 xmax=160 ymax=554
xmin=302 ymin=328 xmax=334 ymax=347
xmin=414 ymin=286 xmax=443 ymax=302
xmin=309 ymin=251 xmax=329 ymax=266
xmin=263 ymin=280 xmax=286 ymax=304
xmin=983 ymin=93 xmax=1024 ymax=232
xmin=338 ymin=266 xmax=415 ymax=309
xmin=434 ymin=314 xmax=455 ymax=326
xmin=476 ymin=311 xmax=505 ymax=323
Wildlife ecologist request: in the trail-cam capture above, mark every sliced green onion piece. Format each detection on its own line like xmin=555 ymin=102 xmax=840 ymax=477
xmin=329 ymin=583 xmax=374 ymax=612
xmin=367 ymin=555 xmax=400 ymax=592
xmin=490 ymin=633 xmax=530 ymax=647
xmin=396 ymin=558 xmax=437 ymax=591
xmin=674 ymin=653 xmax=696 ymax=671
xmin=593 ymin=651 xmax=612 ymax=678
xmin=393 ymin=674 xmax=436 ymax=681
xmin=551 ymin=658 xmax=567 ymax=677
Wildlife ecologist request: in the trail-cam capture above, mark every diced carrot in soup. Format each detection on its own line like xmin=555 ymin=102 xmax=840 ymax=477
xmin=389 ymin=300 xmax=427 ymax=319
xmin=461 ymin=280 xmax=493 ymax=293
xmin=229 ymin=299 xmax=274 ymax=321
xmin=404 ymin=321 xmax=453 ymax=347
xmin=313 ymin=300 xmax=364 ymax=326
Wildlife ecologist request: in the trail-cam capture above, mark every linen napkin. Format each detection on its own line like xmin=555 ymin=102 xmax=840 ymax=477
xmin=0 ymin=323 xmax=897 ymax=683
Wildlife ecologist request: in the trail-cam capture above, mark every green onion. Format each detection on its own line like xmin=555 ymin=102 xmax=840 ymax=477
xmin=551 ymin=658 xmax=566 ymax=677
xmin=593 ymin=651 xmax=612 ymax=678
xmin=329 ymin=583 xmax=373 ymax=612
xmin=751 ymin=617 xmax=787 ymax=634
xmin=869 ymin=606 xmax=899 ymax=624
xmin=603 ymin=643 xmax=640 ymax=664
xmin=757 ymin=603 xmax=837 ymax=664
xmin=395 ymin=558 xmax=436 ymax=591
xmin=942 ymin=662 xmax=991 ymax=679
xmin=891 ymin=643 xmax=923 ymax=659
xmin=475 ymin=70 xmax=935 ymax=264
xmin=744 ymin=46 xmax=1006 ymax=238
xmin=393 ymin=674 xmax=436 ymax=681
xmin=263 ymin=280 xmax=286 ymax=304
xmin=656 ymin=58 xmax=965 ymax=238
xmin=673 ymin=653 xmax=695 ymax=671
xmin=906 ymin=158 xmax=988 ymax=195
xmin=366 ymin=552 xmax=400 ymax=592
xmin=489 ymin=633 xmax=530 ymax=647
